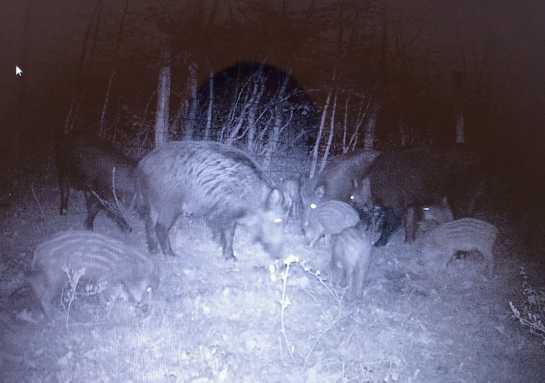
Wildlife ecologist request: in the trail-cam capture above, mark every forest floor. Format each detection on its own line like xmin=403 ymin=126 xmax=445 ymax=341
xmin=1 ymin=168 xmax=544 ymax=383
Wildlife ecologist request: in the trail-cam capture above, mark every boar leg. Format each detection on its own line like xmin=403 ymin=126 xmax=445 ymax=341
xmin=220 ymin=223 xmax=237 ymax=261
xmin=156 ymin=222 xmax=176 ymax=257
xmin=404 ymin=206 xmax=417 ymax=243
xmin=84 ymin=191 xmax=101 ymax=230
xmin=374 ymin=207 xmax=402 ymax=246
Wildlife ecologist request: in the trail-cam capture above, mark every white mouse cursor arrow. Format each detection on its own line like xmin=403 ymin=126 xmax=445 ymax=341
xmin=16 ymin=66 xmax=23 ymax=77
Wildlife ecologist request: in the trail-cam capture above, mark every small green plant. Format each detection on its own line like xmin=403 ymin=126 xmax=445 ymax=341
xmin=509 ymin=267 xmax=545 ymax=345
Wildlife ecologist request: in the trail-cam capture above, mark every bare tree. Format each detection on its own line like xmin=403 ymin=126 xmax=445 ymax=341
xmin=263 ymin=71 xmax=292 ymax=169
xmin=319 ymin=89 xmax=337 ymax=174
xmin=204 ymin=70 xmax=214 ymax=140
xmin=246 ymin=66 xmax=265 ymax=152
xmin=183 ymin=61 xmax=199 ymax=140
xmin=100 ymin=0 xmax=129 ymax=138
xmin=309 ymin=89 xmax=332 ymax=179
xmin=455 ymin=113 xmax=465 ymax=143
xmin=363 ymin=105 xmax=377 ymax=151
xmin=341 ymin=95 xmax=350 ymax=152
xmin=154 ymin=47 xmax=171 ymax=147
xmin=63 ymin=0 xmax=103 ymax=135
xmin=143 ymin=0 xmax=220 ymax=144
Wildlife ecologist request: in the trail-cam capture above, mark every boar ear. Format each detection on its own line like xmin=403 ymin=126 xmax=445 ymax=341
xmin=352 ymin=178 xmax=359 ymax=189
xmin=315 ymin=185 xmax=325 ymax=198
xmin=361 ymin=177 xmax=371 ymax=193
xmin=267 ymin=188 xmax=284 ymax=209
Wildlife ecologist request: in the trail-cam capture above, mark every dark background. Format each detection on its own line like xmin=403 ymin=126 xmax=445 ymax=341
xmin=1 ymin=0 xmax=544 ymax=197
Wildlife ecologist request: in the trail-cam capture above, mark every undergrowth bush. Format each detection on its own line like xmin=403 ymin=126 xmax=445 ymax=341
xmin=509 ymin=267 xmax=545 ymax=345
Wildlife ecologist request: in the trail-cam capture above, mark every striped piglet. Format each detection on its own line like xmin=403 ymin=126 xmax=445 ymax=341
xmin=28 ymin=230 xmax=158 ymax=319
xmin=419 ymin=218 xmax=498 ymax=276
xmin=303 ymin=200 xmax=360 ymax=248
xmin=330 ymin=222 xmax=374 ymax=299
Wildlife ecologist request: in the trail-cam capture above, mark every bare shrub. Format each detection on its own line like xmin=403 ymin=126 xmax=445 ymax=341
xmin=509 ymin=267 xmax=545 ymax=345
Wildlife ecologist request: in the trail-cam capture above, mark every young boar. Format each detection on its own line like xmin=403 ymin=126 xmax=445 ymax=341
xmin=330 ymin=222 xmax=374 ymax=299
xmin=303 ymin=200 xmax=360 ymax=247
xmin=419 ymin=218 xmax=498 ymax=276
xmin=28 ymin=230 xmax=158 ymax=319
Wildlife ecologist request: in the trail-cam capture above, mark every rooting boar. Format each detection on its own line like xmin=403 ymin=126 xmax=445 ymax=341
xmin=56 ymin=131 xmax=136 ymax=232
xmin=136 ymin=141 xmax=286 ymax=260
xmin=301 ymin=149 xmax=380 ymax=225
xmin=351 ymin=147 xmax=460 ymax=246
xmin=28 ymin=231 xmax=158 ymax=319
xmin=418 ymin=218 xmax=498 ymax=276
xmin=330 ymin=222 xmax=374 ymax=299
xmin=303 ymin=200 xmax=360 ymax=247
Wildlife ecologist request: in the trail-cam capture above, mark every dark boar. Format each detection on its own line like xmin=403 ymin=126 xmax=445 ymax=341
xmin=56 ymin=132 xmax=136 ymax=232
xmin=352 ymin=147 xmax=459 ymax=246
xmin=301 ymin=149 xmax=380 ymax=225
xmin=28 ymin=230 xmax=158 ymax=319
xmin=196 ymin=61 xmax=318 ymax=146
xmin=330 ymin=222 xmax=374 ymax=299
xmin=136 ymin=141 xmax=286 ymax=260
xmin=303 ymin=200 xmax=360 ymax=247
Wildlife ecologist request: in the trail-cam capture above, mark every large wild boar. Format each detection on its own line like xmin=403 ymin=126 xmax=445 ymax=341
xmin=136 ymin=141 xmax=286 ymax=260
xmin=56 ymin=131 xmax=136 ymax=232
xmin=301 ymin=149 xmax=380 ymax=225
xmin=352 ymin=147 xmax=461 ymax=246
xmin=28 ymin=230 xmax=158 ymax=319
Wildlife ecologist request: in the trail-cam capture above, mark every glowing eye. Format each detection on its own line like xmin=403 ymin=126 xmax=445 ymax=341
xmin=423 ymin=207 xmax=430 ymax=211
xmin=349 ymin=195 xmax=355 ymax=200
xmin=310 ymin=203 xmax=317 ymax=209
xmin=273 ymin=217 xmax=283 ymax=223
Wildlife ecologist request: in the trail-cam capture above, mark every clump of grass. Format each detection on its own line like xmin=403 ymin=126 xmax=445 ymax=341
xmin=61 ymin=266 xmax=85 ymax=327
xmin=509 ymin=267 xmax=545 ymax=345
